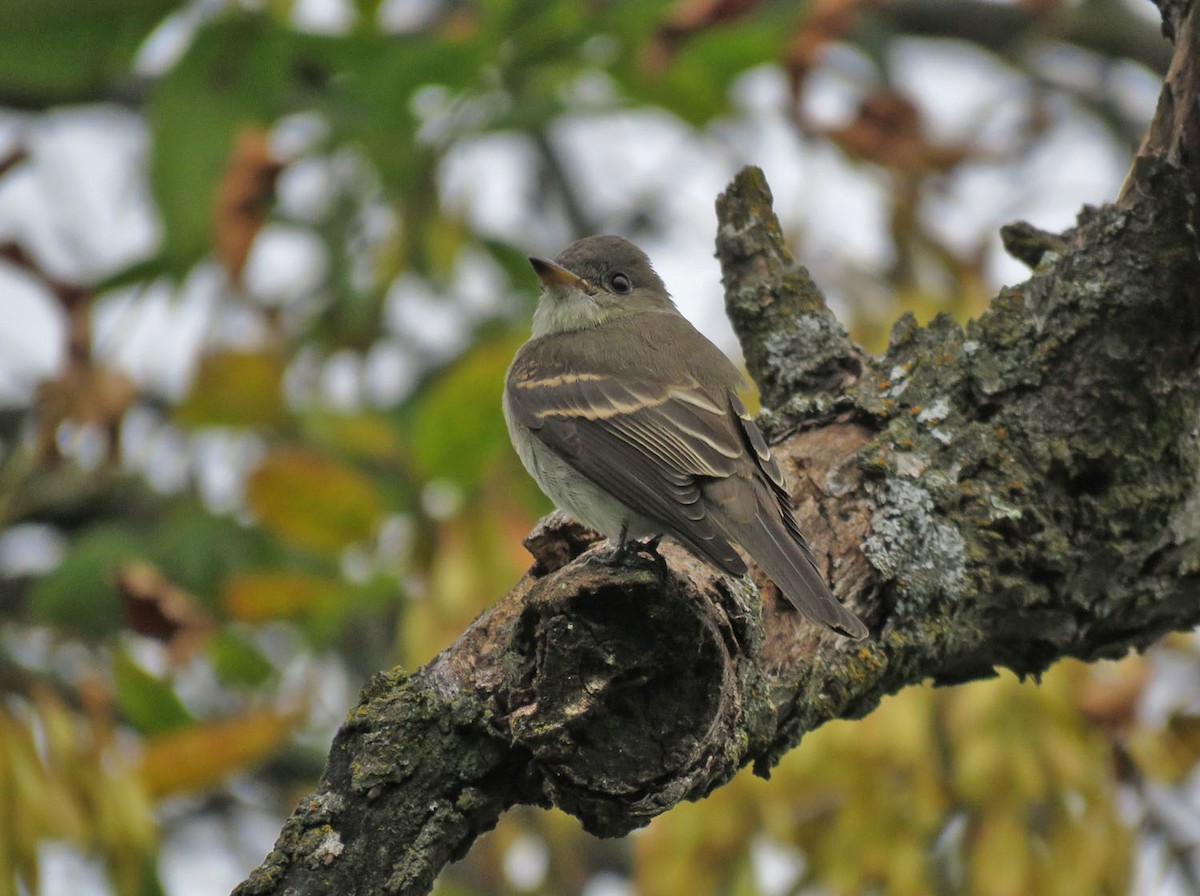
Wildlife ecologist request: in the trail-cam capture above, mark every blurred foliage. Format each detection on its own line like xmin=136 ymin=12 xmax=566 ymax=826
xmin=0 ymin=0 xmax=1196 ymax=895
xmin=0 ymin=0 xmax=182 ymax=108
xmin=636 ymin=661 xmax=1136 ymax=896
xmin=0 ymin=688 xmax=159 ymax=896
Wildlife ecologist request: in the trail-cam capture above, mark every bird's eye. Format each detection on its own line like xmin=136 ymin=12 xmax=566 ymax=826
xmin=610 ymin=273 xmax=631 ymax=294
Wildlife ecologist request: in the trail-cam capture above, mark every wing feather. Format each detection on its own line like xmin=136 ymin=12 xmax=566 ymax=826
xmin=505 ymin=313 xmax=867 ymax=639
xmin=507 ymin=360 xmax=748 ymax=573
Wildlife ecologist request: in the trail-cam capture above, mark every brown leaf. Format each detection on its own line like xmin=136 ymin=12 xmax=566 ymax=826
xmin=823 ymin=89 xmax=973 ymax=174
xmin=785 ymin=0 xmax=875 ymax=93
xmin=35 ymin=365 xmax=138 ymax=464
xmin=1075 ymin=657 xmax=1149 ymax=731
xmin=662 ymin=0 xmax=761 ymax=32
xmin=213 ymin=127 xmax=283 ymax=287
xmin=116 ymin=561 xmax=214 ymax=664
xmin=646 ymin=0 xmax=764 ymax=72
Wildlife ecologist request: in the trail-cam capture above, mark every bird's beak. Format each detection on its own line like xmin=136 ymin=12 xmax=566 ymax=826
xmin=529 ymin=256 xmax=592 ymax=293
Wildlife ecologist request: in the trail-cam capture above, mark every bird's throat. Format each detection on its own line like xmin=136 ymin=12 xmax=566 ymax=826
xmin=532 ymin=289 xmax=608 ymax=337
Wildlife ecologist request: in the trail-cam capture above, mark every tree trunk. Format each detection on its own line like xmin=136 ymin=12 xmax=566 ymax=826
xmin=235 ymin=2 xmax=1200 ymax=893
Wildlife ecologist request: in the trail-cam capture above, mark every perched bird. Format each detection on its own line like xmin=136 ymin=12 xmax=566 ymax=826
xmin=504 ymin=235 xmax=868 ymax=640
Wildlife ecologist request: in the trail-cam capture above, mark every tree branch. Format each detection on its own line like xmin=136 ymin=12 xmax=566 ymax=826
xmin=235 ymin=4 xmax=1200 ymax=893
xmin=879 ymin=0 xmax=1173 ymax=75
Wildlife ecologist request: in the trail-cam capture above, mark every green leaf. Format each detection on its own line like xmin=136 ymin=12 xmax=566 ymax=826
xmin=481 ymin=238 xmax=543 ymax=294
xmin=176 ymin=350 xmax=287 ymax=429
xmin=93 ymin=255 xmax=169 ymax=296
xmin=145 ymin=502 xmax=293 ymax=602
xmin=0 ymin=0 xmax=182 ymax=107
xmin=29 ymin=526 xmax=144 ymax=636
xmin=207 ymin=629 xmax=274 ymax=688
xmin=113 ymin=648 xmax=195 ymax=735
xmin=148 ymin=14 xmax=298 ymax=274
xmin=620 ymin=17 xmax=794 ymax=125
xmin=408 ymin=328 xmax=527 ymax=492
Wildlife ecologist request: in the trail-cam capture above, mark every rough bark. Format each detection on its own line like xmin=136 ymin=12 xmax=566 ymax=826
xmin=235 ymin=3 xmax=1200 ymax=893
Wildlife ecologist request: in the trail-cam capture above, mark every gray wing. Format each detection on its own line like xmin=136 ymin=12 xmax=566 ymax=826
xmin=720 ymin=392 xmax=869 ymax=639
xmin=506 ymin=329 xmax=868 ymax=639
xmin=725 ymin=391 xmax=815 ymax=553
xmin=506 ymin=364 xmax=750 ymax=575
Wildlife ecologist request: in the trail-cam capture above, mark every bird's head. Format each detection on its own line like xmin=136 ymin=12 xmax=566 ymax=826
xmin=528 ymin=234 xmax=675 ymax=337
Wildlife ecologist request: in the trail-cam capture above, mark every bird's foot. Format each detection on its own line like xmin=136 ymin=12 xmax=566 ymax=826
xmin=595 ymin=533 xmax=666 ymax=578
xmin=636 ymin=534 xmax=668 ymax=578
xmin=595 ymin=539 xmax=634 ymax=567
xmin=594 ymin=523 xmax=633 ymax=567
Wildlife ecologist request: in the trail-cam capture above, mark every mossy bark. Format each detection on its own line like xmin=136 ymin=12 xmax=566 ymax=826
xmin=235 ymin=3 xmax=1200 ymax=893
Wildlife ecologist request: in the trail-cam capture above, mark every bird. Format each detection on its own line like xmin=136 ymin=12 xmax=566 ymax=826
xmin=503 ymin=234 xmax=868 ymax=640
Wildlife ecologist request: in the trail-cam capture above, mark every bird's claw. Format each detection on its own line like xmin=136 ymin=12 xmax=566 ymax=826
xmin=594 ymin=534 xmax=666 ymax=578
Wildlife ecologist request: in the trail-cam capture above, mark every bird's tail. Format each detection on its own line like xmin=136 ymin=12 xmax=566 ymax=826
xmin=718 ymin=492 xmax=868 ymax=640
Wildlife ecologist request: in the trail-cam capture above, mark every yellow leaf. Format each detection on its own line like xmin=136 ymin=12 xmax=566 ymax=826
xmin=137 ymin=711 xmax=301 ymax=799
xmin=306 ymin=411 xmax=406 ymax=463
xmin=0 ymin=711 xmax=60 ymax=890
xmin=177 ymin=350 xmax=286 ymax=428
xmin=1131 ymin=712 xmax=1200 ymax=783
xmin=404 ymin=499 xmax=534 ymax=665
xmin=970 ymin=810 xmax=1031 ymax=896
xmin=223 ymin=570 xmax=346 ymax=622
xmin=0 ymin=694 xmax=160 ymax=896
xmin=91 ymin=769 xmax=157 ymax=893
xmin=246 ymin=448 xmax=384 ymax=552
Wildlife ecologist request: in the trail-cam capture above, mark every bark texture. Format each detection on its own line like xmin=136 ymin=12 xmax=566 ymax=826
xmin=235 ymin=3 xmax=1200 ymax=893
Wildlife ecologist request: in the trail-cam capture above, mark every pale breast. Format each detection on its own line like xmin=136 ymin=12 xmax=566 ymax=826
xmin=503 ymin=392 xmax=652 ymax=540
